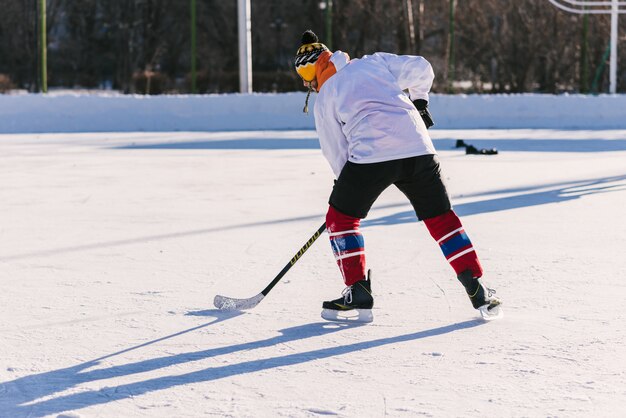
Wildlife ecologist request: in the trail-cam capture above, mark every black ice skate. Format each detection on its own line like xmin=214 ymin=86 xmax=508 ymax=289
xmin=321 ymin=270 xmax=374 ymax=323
xmin=457 ymin=269 xmax=503 ymax=321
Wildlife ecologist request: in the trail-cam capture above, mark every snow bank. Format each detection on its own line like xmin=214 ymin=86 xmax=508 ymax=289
xmin=1 ymin=92 xmax=625 ymax=133
xmin=435 ymin=94 xmax=626 ymax=129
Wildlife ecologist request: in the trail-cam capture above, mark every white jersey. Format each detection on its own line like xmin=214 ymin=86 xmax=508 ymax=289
xmin=313 ymin=51 xmax=437 ymax=177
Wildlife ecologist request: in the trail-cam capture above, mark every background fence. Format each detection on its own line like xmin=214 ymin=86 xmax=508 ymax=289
xmin=0 ymin=0 xmax=624 ymax=94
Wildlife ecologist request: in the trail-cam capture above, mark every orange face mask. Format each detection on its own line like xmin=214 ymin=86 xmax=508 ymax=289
xmin=314 ymin=51 xmax=336 ymax=92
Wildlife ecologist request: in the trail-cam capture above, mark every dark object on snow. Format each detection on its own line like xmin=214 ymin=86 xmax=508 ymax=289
xmin=454 ymin=139 xmax=498 ymax=155
xmin=465 ymin=145 xmax=498 ymax=155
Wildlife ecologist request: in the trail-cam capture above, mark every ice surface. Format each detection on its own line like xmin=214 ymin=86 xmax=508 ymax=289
xmin=0 ymin=128 xmax=625 ymax=417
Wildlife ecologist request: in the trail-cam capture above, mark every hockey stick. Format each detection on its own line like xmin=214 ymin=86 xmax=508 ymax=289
xmin=214 ymin=222 xmax=327 ymax=310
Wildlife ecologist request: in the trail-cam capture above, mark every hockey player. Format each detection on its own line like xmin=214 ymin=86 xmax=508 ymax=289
xmin=294 ymin=30 xmax=502 ymax=322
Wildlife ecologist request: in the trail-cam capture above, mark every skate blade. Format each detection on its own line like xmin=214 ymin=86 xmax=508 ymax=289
xmin=321 ymin=308 xmax=373 ymax=323
xmin=479 ymin=304 xmax=503 ymax=321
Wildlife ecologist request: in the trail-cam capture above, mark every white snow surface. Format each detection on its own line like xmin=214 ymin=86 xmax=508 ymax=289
xmin=1 ymin=92 xmax=626 ymax=133
xmin=1 ymin=128 xmax=626 ymax=417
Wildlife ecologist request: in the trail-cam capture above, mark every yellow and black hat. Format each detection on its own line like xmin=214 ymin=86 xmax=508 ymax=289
xmin=294 ymin=30 xmax=329 ymax=82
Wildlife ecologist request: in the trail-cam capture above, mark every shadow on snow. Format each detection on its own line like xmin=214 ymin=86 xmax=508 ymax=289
xmin=363 ymin=174 xmax=626 ymax=227
xmin=113 ymin=137 xmax=626 ymax=153
xmin=1 ymin=175 xmax=623 ymax=262
xmin=433 ymin=138 xmax=626 ymax=153
xmin=0 ymin=315 xmax=482 ymax=417
xmin=116 ymin=138 xmax=320 ymax=150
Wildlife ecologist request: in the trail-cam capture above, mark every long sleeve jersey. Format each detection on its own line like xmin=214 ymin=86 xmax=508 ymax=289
xmin=313 ymin=51 xmax=437 ymax=177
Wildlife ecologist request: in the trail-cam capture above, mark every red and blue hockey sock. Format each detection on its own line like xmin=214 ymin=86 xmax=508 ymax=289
xmin=326 ymin=206 xmax=366 ymax=286
xmin=423 ymin=210 xmax=483 ymax=278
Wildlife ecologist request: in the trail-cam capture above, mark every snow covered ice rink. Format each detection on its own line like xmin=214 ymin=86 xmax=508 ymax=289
xmin=1 ymin=129 xmax=625 ymax=417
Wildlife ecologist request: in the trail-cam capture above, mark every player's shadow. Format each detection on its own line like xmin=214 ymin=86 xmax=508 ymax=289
xmin=364 ymin=174 xmax=626 ymax=227
xmin=0 ymin=318 xmax=482 ymax=417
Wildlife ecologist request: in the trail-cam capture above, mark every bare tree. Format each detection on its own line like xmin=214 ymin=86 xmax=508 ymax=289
xmin=0 ymin=0 xmax=619 ymax=94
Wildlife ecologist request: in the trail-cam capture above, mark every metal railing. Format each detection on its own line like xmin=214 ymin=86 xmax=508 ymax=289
xmin=548 ymin=0 xmax=626 ymax=93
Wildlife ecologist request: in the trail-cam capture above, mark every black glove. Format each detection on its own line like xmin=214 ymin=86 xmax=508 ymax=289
xmin=412 ymin=99 xmax=434 ymax=129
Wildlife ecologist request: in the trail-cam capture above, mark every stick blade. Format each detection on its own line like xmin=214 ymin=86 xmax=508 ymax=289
xmin=214 ymin=293 xmax=264 ymax=311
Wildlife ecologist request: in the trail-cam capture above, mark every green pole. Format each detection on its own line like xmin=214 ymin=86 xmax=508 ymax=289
xmin=325 ymin=0 xmax=333 ymax=50
xmin=591 ymin=42 xmax=611 ymax=94
xmin=448 ymin=0 xmax=455 ymax=93
xmin=39 ymin=0 xmax=47 ymax=93
xmin=581 ymin=13 xmax=589 ymax=93
xmin=191 ymin=0 xmax=197 ymax=93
